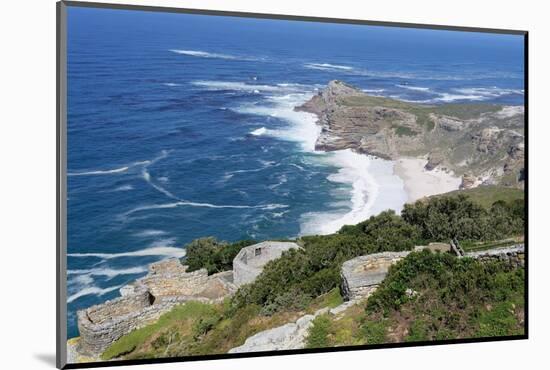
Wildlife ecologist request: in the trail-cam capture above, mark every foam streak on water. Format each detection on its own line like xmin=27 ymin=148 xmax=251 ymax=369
xmin=234 ymin=85 xmax=408 ymax=235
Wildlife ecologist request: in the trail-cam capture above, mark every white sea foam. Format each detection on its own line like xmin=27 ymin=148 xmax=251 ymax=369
xmin=453 ymin=87 xmax=524 ymax=97
xmin=148 ymin=237 xmax=177 ymax=248
xmin=362 ymin=88 xmax=385 ymax=93
xmin=67 ymin=285 xmax=124 ymax=303
xmin=163 ymin=82 xmax=181 ymax=87
xmin=236 ymin=93 xmax=321 ymax=152
xmin=250 ymin=127 xmax=268 ymax=136
xmin=304 ymin=63 xmax=354 ymax=71
xmin=113 ymin=184 xmax=134 ymax=192
xmin=191 ymin=80 xmax=308 ymax=94
xmin=169 ymin=49 xmax=254 ymax=60
xmin=396 ymin=84 xmax=431 ymax=92
xmin=68 ymin=246 xmax=187 ymax=259
xmin=68 ymin=266 xmax=148 ymax=279
xmin=122 ymin=201 xmax=288 ymax=218
xmin=68 ymin=166 xmax=130 ymax=176
xmin=134 ymin=229 xmax=168 ymax=237
xmin=300 ymin=150 xmax=407 ymax=235
xmin=231 ymin=84 xmax=408 ymax=235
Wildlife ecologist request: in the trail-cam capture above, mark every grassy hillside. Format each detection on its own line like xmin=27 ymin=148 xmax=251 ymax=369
xmin=431 ymin=186 xmax=524 ymax=209
xmin=305 ymin=251 xmax=524 ymax=347
xmin=101 ymin=191 xmax=525 ymax=360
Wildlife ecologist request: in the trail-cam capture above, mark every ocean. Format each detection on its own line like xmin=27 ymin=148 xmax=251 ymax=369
xmin=66 ymin=6 xmax=524 ymax=338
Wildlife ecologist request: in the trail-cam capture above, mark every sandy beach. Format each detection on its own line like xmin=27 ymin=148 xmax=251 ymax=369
xmin=394 ymin=157 xmax=462 ymax=203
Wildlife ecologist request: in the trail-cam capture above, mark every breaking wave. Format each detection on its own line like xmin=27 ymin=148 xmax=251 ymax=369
xmin=122 ymin=201 xmax=288 ymax=217
xmin=68 ymin=166 xmax=130 ymax=176
xmin=170 ymin=49 xmax=263 ymax=61
xmin=68 ymin=266 xmax=148 ymax=278
xmin=67 ymin=285 xmax=124 ymax=303
xmin=68 ymin=246 xmax=187 ymax=259
xmin=304 ymin=63 xmax=354 ymax=71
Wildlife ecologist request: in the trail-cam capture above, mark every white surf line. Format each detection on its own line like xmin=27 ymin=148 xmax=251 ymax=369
xmin=67 ymin=285 xmax=124 ymax=303
xmin=122 ymin=201 xmax=288 ymax=218
xmin=68 ymin=246 xmax=188 ymax=259
xmin=68 ymin=166 xmax=130 ymax=176
xmin=67 ymin=266 xmax=148 ymax=278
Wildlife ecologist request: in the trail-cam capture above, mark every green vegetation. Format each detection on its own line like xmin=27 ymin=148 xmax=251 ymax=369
xmin=431 ymin=185 xmax=524 ymax=209
xmin=232 ymin=210 xmax=420 ymax=314
xmin=303 ymin=250 xmax=524 ymax=348
xmin=305 ymin=314 xmax=332 ymax=348
xmin=402 ymin=194 xmax=524 ymax=241
xmin=184 ymin=237 xmax=256 ymax=275
xmin=339 ymin=93 xmax=499 ymax=132
xmin=364 ymin=250 xmax=524 ymax=341
xmin=101 ymin=301 xmax=221 ymax=360
xmin=103 ymin=191 xmax=524 ymax=360
xmin=392 ymin=125 xmax=418 ymax=137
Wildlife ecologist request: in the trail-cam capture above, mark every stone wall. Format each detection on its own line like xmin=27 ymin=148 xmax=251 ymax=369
xmin=233 ymin=241 xmax=300 ymax=287
xmin=341 ymin=251 xmax=410 ymax=301
xmin=340 ymin=244 xmax=525 ymax=301
xmin=76 ymin=258 xmax=237 ymax=356
xmin=465 ymin=244 xmax=525 ymax=268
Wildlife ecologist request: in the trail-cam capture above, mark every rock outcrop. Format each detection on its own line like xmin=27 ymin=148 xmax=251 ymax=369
xmin=340 ymin=251 xmax=410 ymax=301
xmin=228 ymin=300 xmax=363 ymax=353
xmin=76 ymin=259 xmax=236 ymax=356
xmin=228 ymin=308 xmax=328 ymax=353
xmin=340 ymin=244 xmax=524 ymax=301
xmin=296 ymin=80 xmax=525 ymax=188
xmin=72 ymin=241 xmax=302 ymax=358
xmin=233 ymin=241 xmax=300 ymax=287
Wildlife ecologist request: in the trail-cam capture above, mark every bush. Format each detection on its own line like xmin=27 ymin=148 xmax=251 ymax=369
xmin=184 ymin=237 xmax=256 ymax=275
xmin=306 ymin=315 xmax=332 ymax=348
xmin=402 ymin=195 xmax=524 ymax=242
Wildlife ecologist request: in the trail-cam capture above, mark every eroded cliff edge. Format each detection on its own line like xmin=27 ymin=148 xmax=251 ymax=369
xmin=295 ymin=80 xmax=525 ymax=188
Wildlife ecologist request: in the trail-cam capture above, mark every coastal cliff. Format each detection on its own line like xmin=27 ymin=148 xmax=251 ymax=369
xmin=295 ymin=80 xmax=525 ymax=189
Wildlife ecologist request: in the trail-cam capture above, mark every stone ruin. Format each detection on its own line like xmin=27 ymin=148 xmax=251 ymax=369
xmin=233 ymin=241 xmax=300 ymax=287
xmin=465 ymin=244 xmax=525 ymax=268
xmin=341 ymin=244 xmax=525 ymax=301
xmin=74 ymin=241 xmax=524 ymax=357
xmin=75 ymin=241 xmax=300 ymax=356
xmin=76 ymin=259 xmax=236 ymax=356
xmin=341 ymin=251 xmax=411 ymax=301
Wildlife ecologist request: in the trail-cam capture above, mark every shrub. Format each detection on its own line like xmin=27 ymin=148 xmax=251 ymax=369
xmin=306 ymin=314 xmax=332 ymax=348
xmin=184 ymin=237 xmax=256 ymax=275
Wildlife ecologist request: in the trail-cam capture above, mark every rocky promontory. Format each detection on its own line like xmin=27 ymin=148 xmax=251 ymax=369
xmin=295 ymin=80 xmax=525 ymax=188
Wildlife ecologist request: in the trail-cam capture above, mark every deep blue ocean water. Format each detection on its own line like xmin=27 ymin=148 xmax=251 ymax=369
xmin=66 ymin=6 xmax=524 ymax=338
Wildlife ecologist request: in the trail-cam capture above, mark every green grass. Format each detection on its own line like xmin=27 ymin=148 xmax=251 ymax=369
xmin=360 ymin=320 xmax=388 ymax=344
xmin=431 ymin=186 xmax=524 ymax=209
xmin=308 ymin=288 xmax=344 ymax=312
xmin=101 ymin=301 xmax=220 ymax=360
xmin=392 ymin=125 xmax=418 ymax=137
xmin=432 ymin=104 xmax=501 ymax=120
xmin=461 ymin=238 xmax=520 ymax=252
xmin=305 ymin=314 xmax=332 ymax=348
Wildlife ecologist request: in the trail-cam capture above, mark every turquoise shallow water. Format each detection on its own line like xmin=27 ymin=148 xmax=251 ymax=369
xmin=66 ymin=6 xmax=524 ymax=338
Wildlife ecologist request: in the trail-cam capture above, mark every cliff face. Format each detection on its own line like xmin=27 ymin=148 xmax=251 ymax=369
xmin=296 ymin=80 xmax=525 ymax=188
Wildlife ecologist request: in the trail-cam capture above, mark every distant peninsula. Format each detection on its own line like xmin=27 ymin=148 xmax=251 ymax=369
xmin=296 ymin=80 xmax=524 ymax=190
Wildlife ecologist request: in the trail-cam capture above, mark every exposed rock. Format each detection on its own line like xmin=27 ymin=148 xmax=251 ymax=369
xmin=425 ymin=152 xmax=444 ymax=171
xmin=340 ymin=251 xmax=411 ymax=301
xmin=431 ymin=114 xmax=467 ymax=131
xmin=414 ymin=242 xmax=452 ymax=253
xmin=228 ymin=307 xmax=329 ymax=353
xmin=460 ymin=173 xmax=478 ymax=189
xmin=465 ymin=244 xmax=524 ymax=267
xmin=296 ymin=80 xmax=525 ymax=188
xmin=233 ymin=241 xmax=301 ymax=287
xmin=76 ymin=259 xmax=237 ymax=356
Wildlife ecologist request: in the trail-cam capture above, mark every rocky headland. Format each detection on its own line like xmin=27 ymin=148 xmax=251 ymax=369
xmin=295 ymin=80 xmax=525 ymax=190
